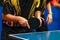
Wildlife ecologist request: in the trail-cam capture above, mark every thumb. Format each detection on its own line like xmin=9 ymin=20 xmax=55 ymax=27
xmin=26 ymin=22 xmax=30 ymax=29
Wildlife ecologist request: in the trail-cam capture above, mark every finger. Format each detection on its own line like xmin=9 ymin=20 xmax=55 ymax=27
xmin=21 ymin=23 xmax=26 ymax=27
xmin=48 ymin=20 xmax=50 ymax=24
xmin=48 ymin=18 xmax=52 ymax=24
xmin=39 ymin=19 xmax=42 ymax=27
xmin=48 ymin=19 xmax=50 ymax=24
xmin=26 ymin=22 xmax=30 ymax=29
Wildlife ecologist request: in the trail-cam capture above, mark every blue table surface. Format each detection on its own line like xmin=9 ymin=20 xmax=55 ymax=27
xmin=9 ymin=30 xmax=60 ymax=40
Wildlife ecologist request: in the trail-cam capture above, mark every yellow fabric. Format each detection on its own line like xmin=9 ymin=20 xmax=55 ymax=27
xmin=4 ymin=0 xmax=21 ymax=16
xmin=41 ymin=0 xmax=46 ymax=15
xmin=28 ymin=0 xmax=40 ymax=19
xmin=4 ymin=0 xmax=46 ymax=18
xmin=11 ymin=0 xmax=21 ymax=15
xmin=36 ymin=0 xmax=40 ymax=8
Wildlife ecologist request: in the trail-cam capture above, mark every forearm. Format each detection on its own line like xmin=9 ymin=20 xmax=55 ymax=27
xmin=2 ymin=13 xmax=30 ymax=28
xmin=46 ymin=2 xmax=53 ymax=24
xmin=46 ymin=2 xmax=52 ymax=14
xmin=2 ymin=14 xmax=20 ymax=22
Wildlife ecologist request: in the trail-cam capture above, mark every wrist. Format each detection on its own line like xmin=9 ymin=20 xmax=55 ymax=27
xmin=48 ymin=13 xmax=52 ymax=15
xmin=49 ymin=11 xmax=52 ymax=14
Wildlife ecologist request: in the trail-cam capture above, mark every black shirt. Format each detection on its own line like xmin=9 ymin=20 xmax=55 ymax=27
xmin=19 ymin=0 xmax=34 ymax=19
xmin=2 ymin=0 xmax=50 ymax=19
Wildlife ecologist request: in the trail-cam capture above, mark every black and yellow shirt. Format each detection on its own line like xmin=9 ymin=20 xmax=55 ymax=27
xmin=2 ymin=0 xmax=50 ymax=19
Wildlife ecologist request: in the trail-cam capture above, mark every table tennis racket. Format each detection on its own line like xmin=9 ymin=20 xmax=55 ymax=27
xmin=28 ymin=18 xmax=40 ymax=30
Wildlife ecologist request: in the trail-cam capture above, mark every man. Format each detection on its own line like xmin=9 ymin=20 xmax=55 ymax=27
xmin=47 ymin=0 xmax=60 ymax=30
xmin=2 ymin=0 xmax=52 ymax=40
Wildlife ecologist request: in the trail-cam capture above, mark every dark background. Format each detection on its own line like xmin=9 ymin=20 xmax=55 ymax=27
xmin=0 ymin=0 xmax=2 ymax=6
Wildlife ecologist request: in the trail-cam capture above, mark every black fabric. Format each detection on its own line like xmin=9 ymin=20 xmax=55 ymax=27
xmin=2 ymin=0 xmax=34 ymax=19
xmin=19 ymin=0 xmax=34 ymax=19
xmin=2 ymin=0 xmax=49 ymax=31
xmin=2 ymin=23 xmax=33 ymax=40
xmin=2 ymin=23 xmax=48 ymax=40
xmin=3 ymin=0 xmax=51 ymax=19
xmin=2 ymin=0 xmax=49 ymax=39
xmin=2 ymin=24 xmax=8 ymax=40
xmin=35 ymin=0 xmax=51 ymax=12
xmin=2 ymin=0 xmax=51 ymax=18
xmin=2 ymin=2 xmax=15 ymax=15
xmin=36 ymin=26 xmax=48 ymax=32
xmin=2 ymin=0 xmax=49 ymax=32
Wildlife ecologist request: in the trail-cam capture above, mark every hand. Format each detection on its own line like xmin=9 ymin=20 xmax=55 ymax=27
xmin=18 ymin=17 xmax=30 ymax=29
xmin=37 ymin=17 xmax=42 ymax=27
xmin=46 ymin=13 xmax=52 ymax=24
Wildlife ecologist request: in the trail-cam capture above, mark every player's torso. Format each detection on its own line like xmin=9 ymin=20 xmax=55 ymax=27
xmin=13 ymin=0 xmax=46 ymax=19
xmin=17 ymin=0 xmax=34 ymax=19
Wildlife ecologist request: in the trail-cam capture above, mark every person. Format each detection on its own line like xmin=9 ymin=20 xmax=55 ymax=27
xmin=46 ymin=0 xmax=60 ymax=30
xmin=2 ymin=0 xmax=52 ymax=40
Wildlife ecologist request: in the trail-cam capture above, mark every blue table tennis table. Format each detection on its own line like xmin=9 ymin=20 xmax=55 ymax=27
xmin=9 ymin=30 xmax=60 ymax=40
